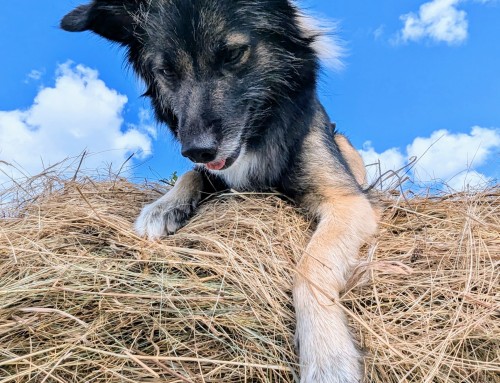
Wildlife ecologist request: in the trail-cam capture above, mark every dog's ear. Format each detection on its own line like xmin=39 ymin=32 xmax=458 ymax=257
xmin=61 ymin=1 xmax=142 ymax=44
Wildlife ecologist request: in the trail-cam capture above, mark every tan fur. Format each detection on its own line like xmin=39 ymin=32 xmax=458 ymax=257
xmin=226 ymin=32 xmax=251 ymax=46
xmin=294 ymin=125 xmax=379 ymax=382
xmin=334 ymin=134 xmax=367 ymax=187
xmin=169 ymin=170 xmax=204 ymax=196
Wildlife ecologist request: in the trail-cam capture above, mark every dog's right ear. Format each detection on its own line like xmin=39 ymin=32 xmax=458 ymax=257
xmin=61 ymin=1 xmax=142 ymax=44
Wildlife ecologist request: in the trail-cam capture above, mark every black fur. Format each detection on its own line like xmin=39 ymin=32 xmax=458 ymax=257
xmin=61 ymin=0 xmax=329 ymax=193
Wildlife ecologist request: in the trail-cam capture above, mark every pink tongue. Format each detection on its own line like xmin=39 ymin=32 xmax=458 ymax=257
xmin=205 ymin=158 xmax=226 ymax=171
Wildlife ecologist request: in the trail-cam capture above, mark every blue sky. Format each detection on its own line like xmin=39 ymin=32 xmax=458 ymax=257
xmin=0 ymin=0 xmax=499 ymax=190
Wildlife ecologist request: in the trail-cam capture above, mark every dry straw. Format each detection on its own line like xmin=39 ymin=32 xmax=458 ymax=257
xmin=0 ymin=174 xmax=498 ymax=382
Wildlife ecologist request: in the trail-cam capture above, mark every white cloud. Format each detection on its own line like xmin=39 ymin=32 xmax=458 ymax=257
xmin=359 ymin=143 xmax=406 ymax=186
xmin=25 ymin=69 xmax=44 ymax=83
xmin=396 ymin=0 xmax=468 ymax=45
xmin=445 ymin=170 xmax=491 ymax=190
xmin=406 ymin=127 xmax=499 ymax=180
xmin=129 ymin=108 xmax=158 ymax=140
xmin=373 ymin=25 xmax=385 ymax=40
xmin=359 ymin=127 xmax=500 ymax=190
xmin=0 ymin=62 xmax=154 ymax=186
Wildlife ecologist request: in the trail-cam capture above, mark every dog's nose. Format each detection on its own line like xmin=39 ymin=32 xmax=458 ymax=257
xmin=181 ymin=146 xmax=218 ymax=163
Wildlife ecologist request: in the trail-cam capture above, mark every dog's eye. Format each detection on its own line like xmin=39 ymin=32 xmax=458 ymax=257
xmin=223 ymin=46 xmax=249 ymax=67
xmin=159 ymin=68 xmax=177 ymax=82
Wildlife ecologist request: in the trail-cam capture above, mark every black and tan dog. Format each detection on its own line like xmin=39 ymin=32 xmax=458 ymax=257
xmin=62 ymin=1 xmax=378 ymax=381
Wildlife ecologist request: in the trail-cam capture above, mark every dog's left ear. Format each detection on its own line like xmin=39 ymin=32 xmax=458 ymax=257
xmin=61 ymin=1 xmax=143 ymax=44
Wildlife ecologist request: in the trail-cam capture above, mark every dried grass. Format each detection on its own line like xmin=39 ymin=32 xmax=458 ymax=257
xmin=0 ymin=177 xmax=498 ymax=383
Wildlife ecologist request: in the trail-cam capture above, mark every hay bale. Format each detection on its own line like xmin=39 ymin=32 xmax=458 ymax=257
xmin=0 ymin=179 xmax=498 ymax=382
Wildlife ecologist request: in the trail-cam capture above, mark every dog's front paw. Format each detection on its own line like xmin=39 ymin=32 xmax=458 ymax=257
xmin=299 ymin=355 xmax=362 ymax=383
xmin=295 ymin=283 xmax=363 ymax=383
xmin=297 ymin=329 xmax=363 ymax=383
xmin=299 ymin=342 xmax=362 ymax=383
xmin=296 ymin=319 xmax=363 ymax=383
xmin=135 ymin=197 xmax=196 ymax=239
xmin=135 ymin=170 xmax=204 ymax=240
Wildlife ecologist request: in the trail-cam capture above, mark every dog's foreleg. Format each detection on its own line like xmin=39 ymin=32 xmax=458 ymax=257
xmin=294 ymin=194 xmax=378 ymax=383
xmin=135 ymin=170 xmax=205 ymax=239
xmin=334 ymin=134 xmax=367 ymax=187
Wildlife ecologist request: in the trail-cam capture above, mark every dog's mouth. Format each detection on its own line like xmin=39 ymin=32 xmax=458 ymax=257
xmin=205 ymin=158 xmax=227 ymax=171
xmin=205 ymin=147 xmax=241 ymax=171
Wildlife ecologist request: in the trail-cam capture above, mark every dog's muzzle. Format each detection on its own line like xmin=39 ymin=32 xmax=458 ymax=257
xmin=181 ymin=135 xmax=242 ymax=171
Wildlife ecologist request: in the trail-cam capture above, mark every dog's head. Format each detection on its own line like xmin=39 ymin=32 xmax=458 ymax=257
xmin=61 ymin=0 xmax=330 ymax=170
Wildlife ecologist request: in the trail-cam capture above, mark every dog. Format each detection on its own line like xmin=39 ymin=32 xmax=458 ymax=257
xmin=61 ymin=1 xmax=379 ymax=382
